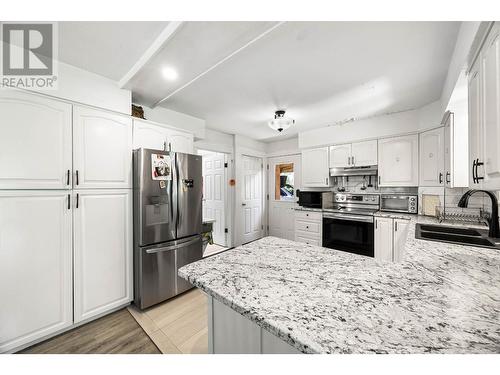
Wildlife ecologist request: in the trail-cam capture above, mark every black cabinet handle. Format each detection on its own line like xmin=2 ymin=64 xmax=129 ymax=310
xmin=446 ymin=172 xmax=451 ymax=184
xmin=66 ymin=170 xmax=70 ymax=186
xmin=67 ymin=194 xmax=71 ymax=210
xmin=439 ymin=172 xmax=443 ymax=184
xmin=76 ymin=170 xmax=79 ymax=185
xmin=472 ymin=159 xmax=477 ymax=183
xmin=76 ymin=193 xmax=79 ymax=209
xmin=475 ymin=158 xmax=484 ymax=182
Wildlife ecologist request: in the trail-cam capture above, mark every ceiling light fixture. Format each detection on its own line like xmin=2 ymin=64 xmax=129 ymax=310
xmin=268 ymin=110 xmax=294 ymax=133
xmin=162 ymin=67 xmax=178 ymax=81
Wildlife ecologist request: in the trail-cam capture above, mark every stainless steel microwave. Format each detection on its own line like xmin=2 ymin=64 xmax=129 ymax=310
xmin=380 ymin=194 xmax=418 ymax=214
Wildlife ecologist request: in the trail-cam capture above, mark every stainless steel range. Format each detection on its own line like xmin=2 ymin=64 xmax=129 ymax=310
xmin=322 ymin=193 xmax=380 ymax=257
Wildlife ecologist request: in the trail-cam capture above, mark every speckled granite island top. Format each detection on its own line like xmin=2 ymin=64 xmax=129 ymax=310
xmin=179 ymin=216 xmax=500 ymax=354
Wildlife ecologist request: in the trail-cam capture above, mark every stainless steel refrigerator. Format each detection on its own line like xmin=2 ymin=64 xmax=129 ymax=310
xmin=133 ymin=148 xmax=203 ymax=309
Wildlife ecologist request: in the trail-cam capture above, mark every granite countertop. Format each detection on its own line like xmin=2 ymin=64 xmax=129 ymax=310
xmin=179 ymin=215 xmax=500 ymax=354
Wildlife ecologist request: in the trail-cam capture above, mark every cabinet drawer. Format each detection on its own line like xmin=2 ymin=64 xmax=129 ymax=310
xmin=295 ymin=211 xmax=322 ymax=222
xmin=295 ymin=220 xmax=321 ymax=234
xmin=295 ymin=234 xmax=321 ymax=247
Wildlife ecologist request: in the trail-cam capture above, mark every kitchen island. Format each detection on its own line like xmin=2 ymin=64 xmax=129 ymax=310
xmin=178 ymin=216 xmax=500 ymax=354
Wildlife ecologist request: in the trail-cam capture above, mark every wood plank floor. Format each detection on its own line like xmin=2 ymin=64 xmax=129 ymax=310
xmin=20 ymin=308 xmax=160 ymax=354
xmin=127 ymin=288 xmax=208 ymax=354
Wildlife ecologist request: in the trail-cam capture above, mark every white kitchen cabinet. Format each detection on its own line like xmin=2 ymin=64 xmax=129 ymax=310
xmin=351 ymin=140 xmax=378 ymax=167
xmin=73 ymin=189 xmax=133 ymax=323
xmin=166 ymin=129 xmax=194 ymax=154
xmin=329 ymin=144 xmax=351 ymax=168
xmin=0 ymin=191 xmax=72 ymax=353
xmin=301 ymin=147 xmax=330 ymax=187
xmin=294 ymin=210 xmax=322 ymax=246
xmin=480 ymin=24 xmax=500 ymax=190
xmin=0 ymin=90 xmax=72 ymax=189
xmin=329 ymin=140 xmax=377 ymax=168
xmin=419 ymin=127 xmax=445 ymax=187
xmin=73 ymin=106 xmax=133 ymax=189
xmin=374 ymin=216 xmax=410 ymax=262
xmin=133 ymin=119 xmax=170 ymax=150
xmin=468 ymin=59 xmax=483 ymax=188
xmin=378 ymin=135 xmax=419 ymax=187
xmin=374 ymin=217 xmax=393 ymax=262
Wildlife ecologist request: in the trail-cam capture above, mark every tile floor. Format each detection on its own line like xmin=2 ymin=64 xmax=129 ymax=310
xmin=128 ymin=289 xmax=208 ymax=354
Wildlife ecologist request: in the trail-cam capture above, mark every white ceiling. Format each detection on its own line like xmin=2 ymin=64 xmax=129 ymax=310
xmin=58 ymin=21 xmax=168 ymax=81
xmin=56 ymin=21 xmax=461 ymax=142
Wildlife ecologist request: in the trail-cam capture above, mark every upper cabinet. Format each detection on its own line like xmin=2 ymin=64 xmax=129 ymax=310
xmin=133 ymin=119 xmax=194 ymax=154
xmin=302 ymin=147 xmax=330 ymax=187
xmin=0 ymin=91 xmax=72 ymax=189
xmin=419 ymin=127 xmax=445 ymax=187
xmin=378 ymin=135 xmax=419 ymax=187
xmin=468 ymin=58 xmax=482 ymax=188
xmin=73 ymin=106 xmax=133 ymax=189
xmin=329 ymin=140 xmax=377 ymax=168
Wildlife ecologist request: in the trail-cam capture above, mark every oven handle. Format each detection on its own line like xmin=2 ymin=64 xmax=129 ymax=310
xmin=323 ymin=213 xmax=374 ymax=223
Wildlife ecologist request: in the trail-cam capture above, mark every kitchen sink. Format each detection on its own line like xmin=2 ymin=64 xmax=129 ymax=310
xmin=415 ymin=224 xmax=500 ymax=249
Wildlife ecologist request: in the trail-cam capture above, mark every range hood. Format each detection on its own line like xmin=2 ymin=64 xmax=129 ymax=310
xmin=330 ymin=165 xmax=378 ymax=177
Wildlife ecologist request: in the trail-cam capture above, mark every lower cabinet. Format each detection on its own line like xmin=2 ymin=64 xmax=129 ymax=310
xmin=374 ymin=217 xmax=410 ymax=262
xmin=73 ymin=189 xmax=133 ymax=323
xmin=294 ymin=210 xmax=322 ymax=246
xmin=0 ymin=191 xmax=73 ymax=353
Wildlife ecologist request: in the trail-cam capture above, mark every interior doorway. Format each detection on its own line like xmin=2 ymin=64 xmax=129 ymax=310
xmin=240 ymin=155 xmax=264 ymax=244
xmin=198 ymin=149 xmax=230 ymax=257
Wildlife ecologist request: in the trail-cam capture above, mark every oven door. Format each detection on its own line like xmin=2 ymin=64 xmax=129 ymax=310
xmin=380 ymin=195 xmax=410 ymax=213
xmin=322 ymin=213 xmax=374 ymax=257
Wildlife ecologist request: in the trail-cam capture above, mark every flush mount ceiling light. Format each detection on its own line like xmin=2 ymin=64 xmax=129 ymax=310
xmin=268 ymin=110 xmax=295 ymax=133
xmin=162 ymin=66 xmax=178 ymax=81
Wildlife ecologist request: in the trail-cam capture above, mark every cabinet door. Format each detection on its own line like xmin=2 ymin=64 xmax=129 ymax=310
xmin=374 ymin=217 xmax=393 ymax=262
xmin=166 ymin=129 xmax=194 ymax=154
xmin=73 ymin=106 xmax=133 ymax=189
xmin=0 ymin=90 xmax=72 ymax=189
xmin=393 ymin=219 xmax=409 ymax=262
xmin=133 ymin=119 xmax=169 ymax=150
xmin=329 ymin=144 xmax=351 ymax=168
xmin=468 ymin=61 xmax=483 ymax=188
xmin=302 ymin=147 xmax=330 ymax=187
xmin=378 ymin=135 xmax=419 ymax=186
xmin=351 ymin=140 xmax=378 ymax=166
xmin=73 ymin=190 xmax=133 ymax=323
xmin=419 ymin=127 xmax=445 ymax=186
xmin=0 ymin=191 xmax=72 ymax=353
xmin=481 ymin=25 xmax=500 ymax=190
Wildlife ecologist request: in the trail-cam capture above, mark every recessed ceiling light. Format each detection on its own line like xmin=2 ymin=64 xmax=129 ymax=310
xmin=162 ymin=67 xmax=178 ymax=81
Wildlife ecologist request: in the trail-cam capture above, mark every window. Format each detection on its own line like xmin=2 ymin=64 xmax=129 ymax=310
xmin=275 ymin=163 xmax=294 ymax=201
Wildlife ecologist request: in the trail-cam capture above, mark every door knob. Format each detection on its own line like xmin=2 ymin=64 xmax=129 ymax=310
xmin=242 ymin=203 xmax=247 ymax=206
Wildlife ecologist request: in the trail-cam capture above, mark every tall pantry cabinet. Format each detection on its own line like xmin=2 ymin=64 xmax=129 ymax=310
xmin=0 ymin=90 xmax=133 ymax=353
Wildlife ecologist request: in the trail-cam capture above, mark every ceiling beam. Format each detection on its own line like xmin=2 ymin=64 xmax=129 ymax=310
xmin=151 ymin=21 xmax=286 ymax=108
xmin=118 ymin=21 xmax=184 ymax=89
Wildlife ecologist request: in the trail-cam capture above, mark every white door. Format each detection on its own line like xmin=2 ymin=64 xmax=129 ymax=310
xmin=0 ymin=191 xmax=72 ymax=353
xmin=481 ymin=25 xmax=500 ymax=190
xmin=301 ymin=147 xmax=330 ymax=187
xmin=351 ymin=140 xmax=378 ymax=166
xmin=203 ymin=152 xmax=227 ymax=246
xmin=268 ymin=155 xmax=301 ymax=240
xmin=378 ymin=135 xmax=419 ymax=187
xmin=329 ymin=144 xmax=351 ymax=168
xmin=73 ymin=106 xmax=133 ymax=189
xmin=167 ymin=130 xmax=194 ymax=154
xmin=468 ymin=60 xmax=483 ymax=188
xmin=241 ymin=155 xmax=263 ymax=244
xmin=374 ymin=217 xmax=393 ymax=262
xmin=73 ymin=189 xmax=133 ymax=323
xmin=393 ymin=219 xmax=409 ymax=262
xmin=133 ymin=119 xmax=169 ymax=150
xmin=0 ymin=90 xmax=72 ymax=189
xmin=419 ymin=127 xmax=445 ymax=187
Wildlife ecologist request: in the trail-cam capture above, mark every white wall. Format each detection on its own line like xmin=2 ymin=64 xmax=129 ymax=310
xmin=298 ymin=101 xmax=442 ymax=149
xmin=27 ymin=61 xmax=131 ymax=114
xmin=139 ymin=104 xmax=206 ymax=139
xmin=194 ymin=128 xmax=234 ymax=154
xmin=265 ymin=137 xmax=300 ymax=157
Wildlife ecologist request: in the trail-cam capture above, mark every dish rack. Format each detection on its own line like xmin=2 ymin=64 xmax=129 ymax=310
xmin=435 ymin=206 xmax=490 ymax=224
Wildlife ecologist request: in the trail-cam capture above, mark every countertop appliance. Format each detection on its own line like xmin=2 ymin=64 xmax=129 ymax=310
xmin=133 ymin=148 xmax=203 ymax=309
xmin=322 ymin=193 xmax=380 ymax=257
xmin=380 ymin=194 xmax=418 ymax=214
xmin=297 ymin=190 xmax=332 ymax=209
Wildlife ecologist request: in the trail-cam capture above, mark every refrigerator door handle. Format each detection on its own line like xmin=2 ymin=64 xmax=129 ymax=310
xmin=145 ymin=237 xmax=200 ymax=254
